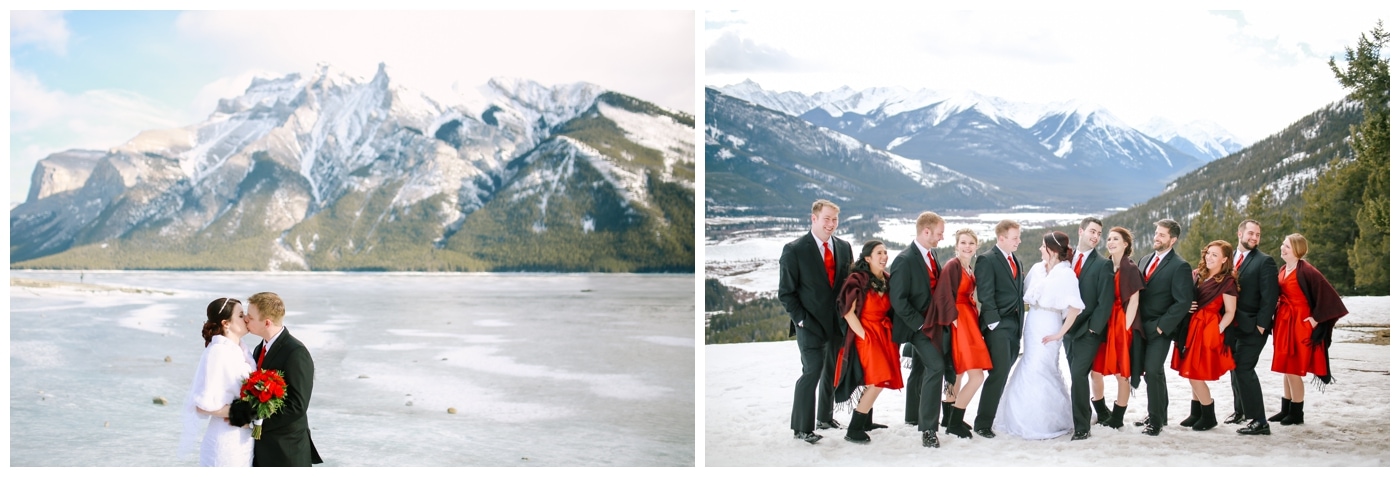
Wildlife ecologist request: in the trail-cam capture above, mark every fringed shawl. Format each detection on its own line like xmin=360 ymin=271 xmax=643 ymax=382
xmin=1290 ymin=260 xmax=1349 ymax=385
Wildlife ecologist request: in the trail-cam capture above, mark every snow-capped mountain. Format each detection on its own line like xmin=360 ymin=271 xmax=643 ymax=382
xmin=713 ymin=80 xmax=1219 ymax=208
xmin=1029 ymin=103 xmax=1202 ymax=173
xmin=1138 ymin=117 xmax=1247 ymax=162
xmin=705 ymin=88 xmax=1006 ymax=216
xmin=11 ymin=63 xmax=694 ymax=272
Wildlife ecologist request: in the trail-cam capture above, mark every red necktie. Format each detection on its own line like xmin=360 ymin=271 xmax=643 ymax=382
xmin=823 ymin=241 xmax=836 ymax=286
xmin=1235 ymin=253 xmax=1245 ymax=270
xmin=257 ymin=343 xmax=268 ymax=369
xmin=927 ymin=250 xmax=938 ymax=290
xmin=1007 ymin=254 xmax=1018 ymax=278
xmin=1146 ymin=255 xmax=1161 ymax=280
xmin=1074 ymin=253 xmax=1084 ymax=277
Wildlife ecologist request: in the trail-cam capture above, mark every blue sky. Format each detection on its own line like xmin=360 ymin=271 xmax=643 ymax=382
xmin=8 ymin=10 xmax=695 ymax=204
xmin=705 ymin=8 xmax=1390 ymax=146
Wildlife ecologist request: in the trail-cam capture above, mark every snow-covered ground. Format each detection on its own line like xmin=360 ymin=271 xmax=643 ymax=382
xmin=706 ymin=296 xmax=1390 ymax=466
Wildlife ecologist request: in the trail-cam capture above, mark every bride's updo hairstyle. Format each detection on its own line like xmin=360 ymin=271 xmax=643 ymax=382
xmin=1043 ymin=231 xmax=1072 ymax=262
xmin=202 ymin=297 xmax=242 ymax=347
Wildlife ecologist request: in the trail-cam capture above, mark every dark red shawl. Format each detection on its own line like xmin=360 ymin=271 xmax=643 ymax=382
xmin=922 ymin=258 xmax=964 ymax=350
xmin=833 ymin=270 xmax=887 ymax=403
xmin=1194 ymin=273 xmax=1239 ymax=313
xmin=1290 ymin=260 xmax=1349 ymax=384
xmin=1117 ymin=255 xmax=1146 ymax=329
xmin=1121 ymin=254 xmax=1149 ymax=388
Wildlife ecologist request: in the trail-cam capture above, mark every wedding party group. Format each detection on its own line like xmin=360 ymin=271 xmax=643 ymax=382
xmin=178 ymin=292 xmax=324 ymax=466
xmin=779 ymin=199 xmax=1348 ymax=448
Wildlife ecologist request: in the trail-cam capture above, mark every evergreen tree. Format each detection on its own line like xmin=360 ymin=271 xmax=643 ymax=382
xmin=1300 ymin=156 xmax=1364 ymax=292
xmin=1330 ymin=21 xmax=1390 ymax=295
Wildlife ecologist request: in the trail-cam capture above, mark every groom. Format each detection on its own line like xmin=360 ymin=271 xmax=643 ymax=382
xmin=972 ymin=219 xmax=1024 ymax=438
xmin=229 ymin=292 xmax=324 ymax=466
xmin=1067 ymin=217 xmax=1113 ymax=440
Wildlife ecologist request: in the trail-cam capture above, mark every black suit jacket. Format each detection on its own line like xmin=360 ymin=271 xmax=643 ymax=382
xmin=232 ymin=328 xmax=323 ymax=466
xmin=889 ymin=242 xmax=938 ymax=344
xmin=1232 ymin=248 xmax=1280 ymax=336
xmin=1137 ymin=250 xmax=1194 ymax=338
xmin=1071 ymin=249 xmax=1115 ymax=339
xmin=974 ymin=246 xmax=1024 ymax=337
xmin=778 ymin=233 xmax=852 ymax=342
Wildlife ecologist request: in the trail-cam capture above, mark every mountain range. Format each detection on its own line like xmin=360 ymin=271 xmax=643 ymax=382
xmin=710 ymin=80 xmax=1245 ymax=212
xmin=10 ymin=63 xmax=694 ymax=272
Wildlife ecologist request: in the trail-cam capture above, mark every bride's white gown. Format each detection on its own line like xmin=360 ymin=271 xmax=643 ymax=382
xmin=179 ymin=334 xmax=256 ymax=466
xmin=993 ymin=261 xmax=1083 ymax=440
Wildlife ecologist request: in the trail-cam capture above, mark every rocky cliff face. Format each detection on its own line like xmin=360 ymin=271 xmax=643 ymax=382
xmin=26 ymin=149 xmax=106 ymax=202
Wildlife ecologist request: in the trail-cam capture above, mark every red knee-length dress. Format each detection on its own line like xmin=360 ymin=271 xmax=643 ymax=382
xmin=850 ymin=290 xmax=904 ymax=389
xmin=1093 ymin=256 xmax=1144 ymax=377
xmin=1172 ymin=274 xmax=1237 ymax=380
xmin=949 ymin=265 xmax=992 ymax=374
xmin=1271 ymin=267 xmax=1327 ymax=376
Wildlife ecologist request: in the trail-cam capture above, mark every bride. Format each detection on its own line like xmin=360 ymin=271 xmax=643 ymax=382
xmin=178 ymin=298 xmax=256 ymax=466
xmin=993 ymin=231 xmax=1084 ymax=439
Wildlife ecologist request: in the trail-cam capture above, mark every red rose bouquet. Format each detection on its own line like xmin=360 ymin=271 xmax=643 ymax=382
xmin=239 ymin=369 xmax=287 ymax=439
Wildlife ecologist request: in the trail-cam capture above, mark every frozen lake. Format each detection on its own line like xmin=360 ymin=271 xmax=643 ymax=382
xmin=706 ymin=210 xmax=1108 ymax=295
xmin=9 ymin=271 xmax=695 ymax=466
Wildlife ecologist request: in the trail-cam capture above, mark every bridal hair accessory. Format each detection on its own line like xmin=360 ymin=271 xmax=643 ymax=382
xmin=217 ymin=298 xmax=231 ymax=315
xmin=1052 ymin=234 xmax=1065 ymax=249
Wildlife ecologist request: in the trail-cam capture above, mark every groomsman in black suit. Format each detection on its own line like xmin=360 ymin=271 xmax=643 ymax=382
xmin=779 ymin=199 xmax=853 ymax=444
xmin=1134 ymin=219 xmax=1194 ymax=436
xmin=1067 ymin=217 xmax=1114 ymax=440
xmin=889 ymin=211 xmax=947 ymax=448
xmin=972 ymin=219 xmax=1024 ymax=439
xmin=1227 ymin=219 xmax=1280 ymax=436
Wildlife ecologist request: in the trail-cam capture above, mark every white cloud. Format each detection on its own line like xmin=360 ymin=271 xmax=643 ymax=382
xmin=705 ymin=9 xmax=1384 ymax=144
xmin=10 ymin=11 xmax=70 ymax=55
xmin=10 ymin=67 xmax=185 ymax=202
xmin=171 ymin=10 xmax=694 ymax=113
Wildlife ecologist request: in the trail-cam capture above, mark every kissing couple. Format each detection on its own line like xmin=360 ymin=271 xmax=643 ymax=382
xmin=177 ymin=292 xmax=323 ymax=466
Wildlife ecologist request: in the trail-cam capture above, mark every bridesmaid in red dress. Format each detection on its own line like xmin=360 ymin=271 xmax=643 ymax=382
xmin=1171 ymin=240 xmax=1238 ymax=431
xmin=1091 ymin=226 xmax=1143 ymax=429
xmin=1269 ymin=233 xmax=1348 ymax=426
xmin=832 ymin=240 xmax=904 ymax=443
xmin=933 ymin=228 xmax=993 ymax=439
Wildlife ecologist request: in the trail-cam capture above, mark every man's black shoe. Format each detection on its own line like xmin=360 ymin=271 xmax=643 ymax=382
xmin=816 ymin=419 xmax=842 ymax=430
xmin=974 ymin=428 xmax=996 ymax=439
xmin=921 ymin=430 xmax=940 ymax=448
xmin=1237 ymin=420 xmax=1271 ymax=436
xmin=1071 ymin=430 xmax=1090 ymax=441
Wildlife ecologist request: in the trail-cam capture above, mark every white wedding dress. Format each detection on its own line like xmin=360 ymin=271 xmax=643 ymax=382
xmin=178 ymin=334 xmax=256 ymax=466
xmin=992 ymin=261 xmax=1083 ymax=440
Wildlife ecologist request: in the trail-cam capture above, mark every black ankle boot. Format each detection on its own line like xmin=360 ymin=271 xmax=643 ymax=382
xmin=946 ymin=407 xmax=972 ymax=439
xmin=939 ymin=401 xmax=952 ymax=428
xmin=1280 ymin=401 xmax=1305 ymax=426
xmin=1180 ymin=400 xmax=1202 ymax=427
xmin=1092 ymin=398 xmax=1111 ymax=426
xmin=1192 ymin=402 xmax=1218 ymax=431
xmin=1267 ymin=398 xmax=1290 ymax=422
xmin=1107 ymin=403 xmax=1127 ymax=429
xmin=845 ymin=410 xmax=871 ymax=443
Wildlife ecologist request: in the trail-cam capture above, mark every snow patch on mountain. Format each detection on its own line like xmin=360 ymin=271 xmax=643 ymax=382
xmin=597 ymin=102 xmax=694 ymax=186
